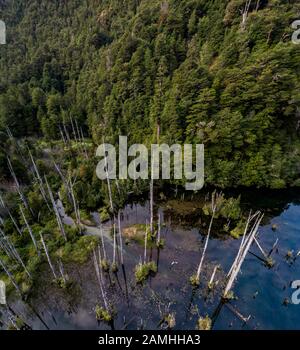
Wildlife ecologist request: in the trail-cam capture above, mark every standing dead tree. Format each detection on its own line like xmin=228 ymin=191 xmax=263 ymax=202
xmin=208 ymin=265 xmax=219 ymax=290
xmin=156 ymin=212 xmax=162 ymax=247
xmin=0 ymin=194 xmax=22 ymax=236
xmin=53 ymin=163 xmax=81 ymax=231
xmin=98 ymin=219 xmax=109 ymax=267
xmin=223 ymin=211 xmax=264 ymax=299
xmin=241 ymin=0 xmax=252 ymax=28
xmin=7 ymin=157 xmax=33 ymax=217
xmin=62 ymin=121 xmax=71 ymax=145
xmin=68 ymin=175 xmax=81 ymax=228
xmin=57 ymin=258 xmax=67 ymax=284
xmin=80 ymin=127 xmax=89 ymax=159
xmin=255 ymin=0 xmax=260 ymax=12
xmin=59 ymin=124 xmax=67 ymax=146
xmin=29 ymin=151 xmax=51 ymax=211
xmin=191 ymin=192 xmax=221 ymax=286
xmin=40 ymin=232 xmax=57 ymax=280
xmin=149 ymin=159 xmax=154 ymax=236
xmin=0 ymin=229 xmax=31 ymax=278
xmin=53 ymin=161 xmax=72 ymax=204
xmin=117 ymin=211 xmax=124 ymax=266
xmin=0 ymin=257 xmax=22 ymax=295
xmin=70 ymin=116 xmax=78 ymax=144
xmin=6 ymin=127 xmax=26 ymax=165
xmin=93 ymin=249 xmax=109 ymax=311
xmin=112 ymin=220 xmax=118 ymax=272
xmin=144 ymin=221 xmax=148 ymax=264
xmin=19 ymin=206 xmax=39 ymax=254
xmin=44 ymin=176 xmax=67 ymax=242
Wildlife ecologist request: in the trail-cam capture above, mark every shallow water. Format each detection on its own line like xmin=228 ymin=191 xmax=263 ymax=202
xmin=2 ymin=191 xmax=300 ymax=330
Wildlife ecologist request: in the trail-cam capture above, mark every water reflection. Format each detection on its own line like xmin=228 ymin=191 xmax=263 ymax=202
xmin=2 ymin=190 xmax=300 ymax=330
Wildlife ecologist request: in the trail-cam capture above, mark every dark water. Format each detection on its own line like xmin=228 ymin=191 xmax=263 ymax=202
xmin=2 ymin=190 xmax=300 ymax=330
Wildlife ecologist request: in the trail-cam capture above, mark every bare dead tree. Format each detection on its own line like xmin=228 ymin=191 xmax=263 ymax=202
xmin=19 ymin=206 xmax=39 ymax=254
xmin=112 ymin=220 xmax=117 ymax=268
xmin=44 ymin=176 xmax=67 ymax=241
xmin=117 ymin=211 xmax=124 ymax=266
xmin=59 ymin=125 xmax=67 ymax=146
xmin=157 ymin=212 xmax=161 ymax=246
xmin=57 ymin=258 xmax=67 ymax=284
xmin=149 ymin=159 xmax=154 ymax=235
xmin=0 ymin=229 xmax=31 ymax=278
xmin=0 ymin=194 xmax=22 ymax=236
xmin=63 ymin=121 xmax=71 ymax=145
xmin=144 ymin=221 xmax=148 ymax=264
xmin=40 ymin=232 xmax=57 ymax=280
xmin=195 ymin=192 xmax=220 ymax=283
xmin=80 ymin=127 xmax=88 ymax=159
xmin=70 ymin=116 xmax=78 ymax=144
xmin=7 ymin=157 xmax=33 ymax=217
xmin=68 ymin=175 xmax=81 ymax=227
xmin=241 ymin=0 xmax=252 ymax=28
xmin=224 ymin=212 xmax=264 ymax=298
xmin=53 ymin=161 xmax=72 ymax=204
xmin=255 ymin=0 xmax=260 ymax=11
xmin=208 ymin=265 xmax=219 ymax=289
xmin=93 ymin=249 xmax=109 ymax=311
xmin=0 ymin=258 xmax=22 ymax=295
xmin=29 ymin=151 xmax=51 ymax=210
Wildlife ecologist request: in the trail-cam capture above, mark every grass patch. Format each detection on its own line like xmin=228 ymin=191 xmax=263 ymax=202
xmin=135 ymin=261 xmax=157 ymax=283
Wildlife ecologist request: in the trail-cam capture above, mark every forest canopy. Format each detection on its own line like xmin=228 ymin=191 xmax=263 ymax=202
xmin=1 ymin=0 xmax=300 ymax=189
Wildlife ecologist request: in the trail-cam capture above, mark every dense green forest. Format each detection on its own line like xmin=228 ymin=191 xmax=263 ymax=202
xmin=1 ymin=0 xmax=300 ymax=188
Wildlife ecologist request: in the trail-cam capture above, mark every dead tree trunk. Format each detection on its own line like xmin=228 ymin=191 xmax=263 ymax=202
xmin=112 ymin=220 xmax=117 ymax=267
xmin=0 ymin=194 xmax=22 ymax=236
xmin=40 ymin=232 xmax=57 ymax=280
xmin=70 ymin=116 xmax=78 ymax=144
xmin=195 ymin=192 xmax=219 ymax=282
xmin=68 ymin=175 xmax=81 ymax=227
xmin=7 ymin=157 xmax=33 ymax=217
xmin=157 ymin=212 xmax=161 ymax=245
xmin=93 ymin=249 xmax=109 ymax=311
xmin=29 ymin=151 xmax=51 ymax=210
xmin=80 ymin=127 xmax=88 ymax=159
xmin=241 ymin=0 xmax=252 ymax=28
xmin=118 ymin=211 xmax=124 ymax=266
xmin=255 ymin=0 xmax=260 ymax=11
xmin=0 ymin=229 xmax=31 ymax=278
xmin=59 ymin=125 xmax=67 ymax=146
xmin=99 ymin=221 xmax=107 ymax=261
xmin=58 ymin=258 xmax=66 ymax=284
xmin=144 ymin=222 xmax=148 ymax=264
xmin=44 ymin=176 xmax=67 ymax=241
xmin=149 ymin=160 xmax=154 ymax=235
xmin=19 ymin=206 xmax=39 ymax=254
xmin=0 ymin=258 xmax=21 ymax=295
xmin=224 ymin=212 xmax=264 ymax=298
xmin=208 ymin=265 xmax=219 ymax=289
xmin=53 ymin=162 xmax=72 ymax=204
